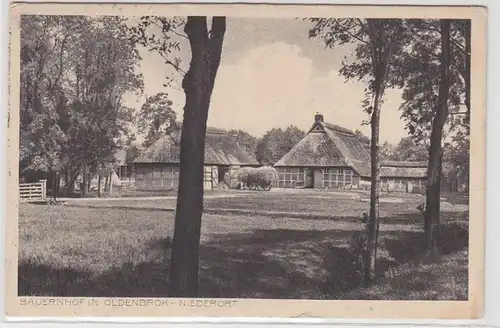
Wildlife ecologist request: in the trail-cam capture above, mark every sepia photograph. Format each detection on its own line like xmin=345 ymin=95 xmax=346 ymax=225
xmin=5 ymin=2 xmax=486 ymax=319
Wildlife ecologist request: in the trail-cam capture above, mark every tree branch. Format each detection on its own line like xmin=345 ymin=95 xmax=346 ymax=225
xmin=335 ymin=20 xmax=368 ymax=45
xmin=418 ymin=25 xmax=469 ymax=56
xmin=355 ymin=18 xmax=370 ymax=37
xmin=161 ymin=55 xmax=187 ymax=76
xmin=149 ymin=20 xmax=189 ymax=40
xmin=146 ymin=47 xmax=186 ymax=76
xmin=170 ymin=29 xmax=189 ymax=40
xmin=49 ymin=34 xmax=68 ymax=96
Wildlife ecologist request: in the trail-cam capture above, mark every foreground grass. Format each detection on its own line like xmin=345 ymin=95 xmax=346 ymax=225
xmin=65 ymin=191 xmax=465 ymax=218
xmin=341 ymin=250 xmax=468 ymax=300
xmin=19 ymin=199 xmax=468 ymax=299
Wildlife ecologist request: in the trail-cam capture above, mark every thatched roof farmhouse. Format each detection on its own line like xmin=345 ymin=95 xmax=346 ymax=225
xmin=274 ymin=114 xmax=372 ymax=178
xmin=133 ymin=122 xmax=258 ymax=190
xmin=135 ymin=123 xmax=258 ymax=166
xmin=273 ymin=113 xmax=428 ymax=193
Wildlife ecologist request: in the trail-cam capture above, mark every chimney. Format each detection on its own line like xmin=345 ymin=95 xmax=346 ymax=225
xmin=314 ymin=112 xmax=324 ymax=122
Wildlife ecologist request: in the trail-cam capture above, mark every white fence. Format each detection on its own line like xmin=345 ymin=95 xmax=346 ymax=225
xmin=19 ymin=179 xmax=47 ymax=203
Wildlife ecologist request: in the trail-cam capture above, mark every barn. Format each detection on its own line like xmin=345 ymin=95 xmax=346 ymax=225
xmin=273 ymin=113 xmax=427 ymax=193
xmin=380 ymin=161 xmax=427 ymax=193
xmin=133 ymin=123 xmax=259 ymax=190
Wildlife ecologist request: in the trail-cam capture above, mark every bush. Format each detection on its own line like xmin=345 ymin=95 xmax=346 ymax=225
xmin=347 ymin=232 xmax=368 ymax=276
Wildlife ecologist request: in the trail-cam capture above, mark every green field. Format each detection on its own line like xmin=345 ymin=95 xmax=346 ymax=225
xmin=19 ymin=190 xmax=469 ymax=300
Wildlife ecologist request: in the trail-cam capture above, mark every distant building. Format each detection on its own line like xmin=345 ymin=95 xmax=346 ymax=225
xmin=114 ymin=149 xmax=128 ymax=179
xmin=273 ymin=113 xmax=427 ymax=192
xmin=380 ymin=161 xmax=427 ymax=193
xmin=133 ymin=122 xmax=259 ymax=190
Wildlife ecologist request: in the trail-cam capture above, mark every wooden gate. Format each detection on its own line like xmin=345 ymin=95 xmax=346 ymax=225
xmin=20 ymin=180 xmax=47 ymax=203
xmin=203 ymin=165 xmax=219 ymax=190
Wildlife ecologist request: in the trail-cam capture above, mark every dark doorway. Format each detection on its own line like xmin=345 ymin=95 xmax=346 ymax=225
xmin=218 ymin=166 xmax=230 ymax=187
xmin=305 ymin=168 xmax=314 ymax=188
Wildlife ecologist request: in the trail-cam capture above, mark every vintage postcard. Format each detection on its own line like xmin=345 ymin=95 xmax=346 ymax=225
xmin=5 ymin=2 xmax=486 ymax=320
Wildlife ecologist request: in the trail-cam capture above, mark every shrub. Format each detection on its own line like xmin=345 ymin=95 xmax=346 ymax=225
xmin=347 ymin=231 xmax=368 ymax=276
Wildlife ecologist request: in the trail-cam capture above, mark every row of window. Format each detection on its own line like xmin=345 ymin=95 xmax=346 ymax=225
xmin=135 ymin=167 xmax=179 ymax=179
xmin=283 ymin=167 xmax=351 ymax=174
xmin=323 ymin=168 xmax=353 ymax=188
xmin=380 ymin=178 xmax=426 ymax=191
xmin=135 ymin=167 xmax=179 ymax=188
xmin=277 ymin=167 xmax=356 ymax=188
xmin=381 ymin=178 xmax=426 ymax=186
xmin=278 ymin=173 xmax=304 ymax=183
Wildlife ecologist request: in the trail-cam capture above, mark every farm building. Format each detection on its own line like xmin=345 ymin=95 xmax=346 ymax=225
xmin=133 ymin=123 xmax=259 ymax=190
xmin=273 ymin=113 xmax=427 ymax=192
xmin=380 ymin=161 xmax=427 ymax=193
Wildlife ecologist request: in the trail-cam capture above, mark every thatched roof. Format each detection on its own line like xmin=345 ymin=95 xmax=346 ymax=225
xmin=380 ymin=166 xmax=427 ymax=178
xmin=380 ymin=161 xmax=427 ymax=178
xmin=134 ymin=122 xmax=259 ymax=166
xmin=274 ymin=116 xmax=371 ymax=177
xmin=274 ymin=114 xmax=427 ymax=179
xmin=381 ymin=161 xmax=427 ymax=168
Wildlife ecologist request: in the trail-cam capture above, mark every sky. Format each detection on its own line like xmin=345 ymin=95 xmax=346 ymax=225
xmin=124 ymin=17 xmax=408 ymax=145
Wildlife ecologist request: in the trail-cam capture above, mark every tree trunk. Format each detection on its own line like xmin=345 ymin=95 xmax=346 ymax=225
xmin=52 ymin=172 xmax=57 ymax=201
xmin=81 ymin=169 xmax=87 ymax=197
xmin=66 ymin=167 xmax=83 ymax=195
xmin=108 ymin=171 xmax=113 ymax=195
xmin=104 ymin=176 xmax=109 ymax=193
xmin=97 ymin=174 xmax=102 ymax=197
xmin=464 ymin=20 xmax=471 ymax=115
xmin=168 ymin=16 xmax=226 ymax=297
xmin=55 ymin=172 xmax=60 ymax=201
xmin=364 ymin=88 xmax=382 ymax=285
xmin=87 ymin=175 xmax=91 ymax=194
xmin=362 ymin=20 xmax=399 ymax=286
xmin=424 ymin=20 xmax=451 ymax=256
xmin=64 ymin=170 xmax=70 ymax=196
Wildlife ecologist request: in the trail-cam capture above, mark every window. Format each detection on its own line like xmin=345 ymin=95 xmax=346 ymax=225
xmin=323 ymin=167 xmax=354 ymax=189
xmin=278 ymin=167 xmax=304 ymax=188
xmin=344 ymin=170 xmax=353 ymax=184
xmin=299 ymin=168 xmax=304 ymax=173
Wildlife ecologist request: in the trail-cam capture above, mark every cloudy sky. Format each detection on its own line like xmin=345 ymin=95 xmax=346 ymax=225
xmin=125 ymin=17 xmax=408 ymax=144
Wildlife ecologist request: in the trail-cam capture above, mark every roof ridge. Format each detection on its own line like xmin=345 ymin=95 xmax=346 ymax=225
xmin=174 ymin=120 xmax=228 ymax=135
xmin=320 ymin=121 xmax=356 ymax=136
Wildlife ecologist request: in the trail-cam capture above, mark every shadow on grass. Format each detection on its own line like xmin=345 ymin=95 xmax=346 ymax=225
xmin=18 ymin=216 xmax=469 ymax=299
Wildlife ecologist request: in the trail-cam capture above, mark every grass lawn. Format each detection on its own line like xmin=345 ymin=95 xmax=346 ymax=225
xmin=18 ymin=191 xmax=469 ymax=300
xmin=64 ymin=190 xmax=465 ymax=219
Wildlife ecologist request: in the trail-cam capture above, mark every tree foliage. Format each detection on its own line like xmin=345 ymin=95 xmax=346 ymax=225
xmin=228 ymin=129 xmax=259 ymax=158
xmin=256 ymin=126 xmax=305 ymax=165
xmin=398 ymin=19 xmax=470 ymax=144
xmin=20 ymin=15 xmax=143 ymax=193
xmin=137 ymin=92 xmax=177 ymax=148
xmin=389 ymin=20 xmax=470 ymax=254
xmin=125 ymin=144 xmax=142 ymax=164
xmin=384 ymin=137 xmax=428 ymax=161
xmin=129 ymin=16 xmax=187 ymax=86
xmin=442 ymin=130 xmax=469 ymax=191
